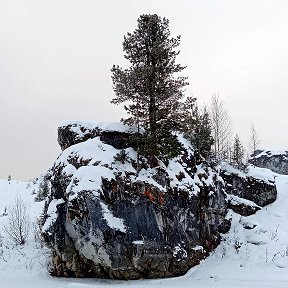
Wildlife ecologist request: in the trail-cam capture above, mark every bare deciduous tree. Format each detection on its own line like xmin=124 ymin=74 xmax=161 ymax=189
xmin=210 ymin=94 xmax=232 ymax=162
xmin=4 ymin=197 xmax=30 ymax=245
xmin=248 ymin=124 xmax=261 ymax=166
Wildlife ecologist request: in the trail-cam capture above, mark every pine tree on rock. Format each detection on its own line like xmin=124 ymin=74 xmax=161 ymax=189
xmin=193 ymin=107 xmax=214 ymax=158
xmin=183 ymin=100 xmax=214 ymax=159
xmin=111 ymin=14 xmax=188 ymax=158
xmin=35 ymin=176 xmax=50 ymax=202
xmin=182 ymin=96 xmax=198 ymax=142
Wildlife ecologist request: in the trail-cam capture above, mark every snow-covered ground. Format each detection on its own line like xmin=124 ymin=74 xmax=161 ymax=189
xmin=1 ymin=169 xmax=288 ymax=287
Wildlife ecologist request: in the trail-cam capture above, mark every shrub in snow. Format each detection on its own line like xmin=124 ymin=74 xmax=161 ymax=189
xmin=4 ymin=197 xmax=30 ymax=245
xmin=113 ymin=149 xmax=128 ymax=164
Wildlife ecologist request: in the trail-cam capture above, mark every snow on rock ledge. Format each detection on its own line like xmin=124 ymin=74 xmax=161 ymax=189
xmin=249 ymin=149 xmax=288 ymax=175
xmin=57 ymin=121 xmax=142 ymax=151
xmin=221 ymin=163 xmax=277 ymax=210
xmin=42 ymin=121 xmax=230 ymax=279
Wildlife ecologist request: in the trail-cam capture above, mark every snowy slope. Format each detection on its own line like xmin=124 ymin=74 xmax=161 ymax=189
xmin=0 ymin=180 xmax=46 ymax=268
xmin=189 ymin=174 xmax=288 ymax=283
xmin=1 ymin=170 xmax=288 ymax=287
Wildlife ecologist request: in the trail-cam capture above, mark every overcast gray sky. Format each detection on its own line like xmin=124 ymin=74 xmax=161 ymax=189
xmin=0 ymin=0 xmax=288 ymax=180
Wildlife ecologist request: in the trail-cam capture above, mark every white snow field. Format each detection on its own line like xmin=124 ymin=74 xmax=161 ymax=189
xmin=1 ymin=169 xmax=288 ymax=287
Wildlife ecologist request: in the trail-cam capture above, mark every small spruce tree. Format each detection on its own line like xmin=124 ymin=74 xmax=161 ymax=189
xmin=232 ymin=134 xmax=244 ymax=169
xmin=181 ymin=96 xmax=198 ymax=143
xmin=35 ymin=176 xmax=50 ymax=202
xmin=193 ymin=107 xmax=214 ymax=158
xmin=182 ymin=100 xmax=214 ymax=159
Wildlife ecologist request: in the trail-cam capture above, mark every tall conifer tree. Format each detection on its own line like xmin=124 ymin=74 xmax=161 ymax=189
xmin=111 ymin=14 xmax=188 ymax=157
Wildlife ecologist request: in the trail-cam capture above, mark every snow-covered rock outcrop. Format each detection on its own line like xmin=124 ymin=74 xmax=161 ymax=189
xmin=42 ymin=121 xmax=230 ymax=279
xmin=249 ymin=150 xmax=288 ymax=175
xmin=221 ymin=163 xmax=277 ymax=216
xmin=41 ymin=122 xmax=277 ymax=279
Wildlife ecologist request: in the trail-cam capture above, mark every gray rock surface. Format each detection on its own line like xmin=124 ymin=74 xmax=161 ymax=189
xmin=221 ymin=169 xmax=277 ymax=207
xmin=42 ymin=122 xmax=230 ymax=279
xmin=249 ymin=150 xmax=288 ymax=175
xmin=41 ymin=122 xmax=277 ymax=280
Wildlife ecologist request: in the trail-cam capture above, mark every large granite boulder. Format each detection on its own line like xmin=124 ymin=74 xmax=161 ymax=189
xmin=249 ymin=150 xmax=288 ymax=175
xmin=41 ymin=121 xmax=229 ymax=279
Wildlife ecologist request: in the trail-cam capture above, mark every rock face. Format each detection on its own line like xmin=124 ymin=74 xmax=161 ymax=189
xmin=42 ymin=122 xmax=230 ymax=279
xmin=42 ymin=122 xmax=277 ymax=280
xmin=220 ymin=164 xmax=277 ymax=210
xmin=57 ymin=121 xmax=140 ymax=151
xmin=249 ymin=150 xmax=288 ymax=175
